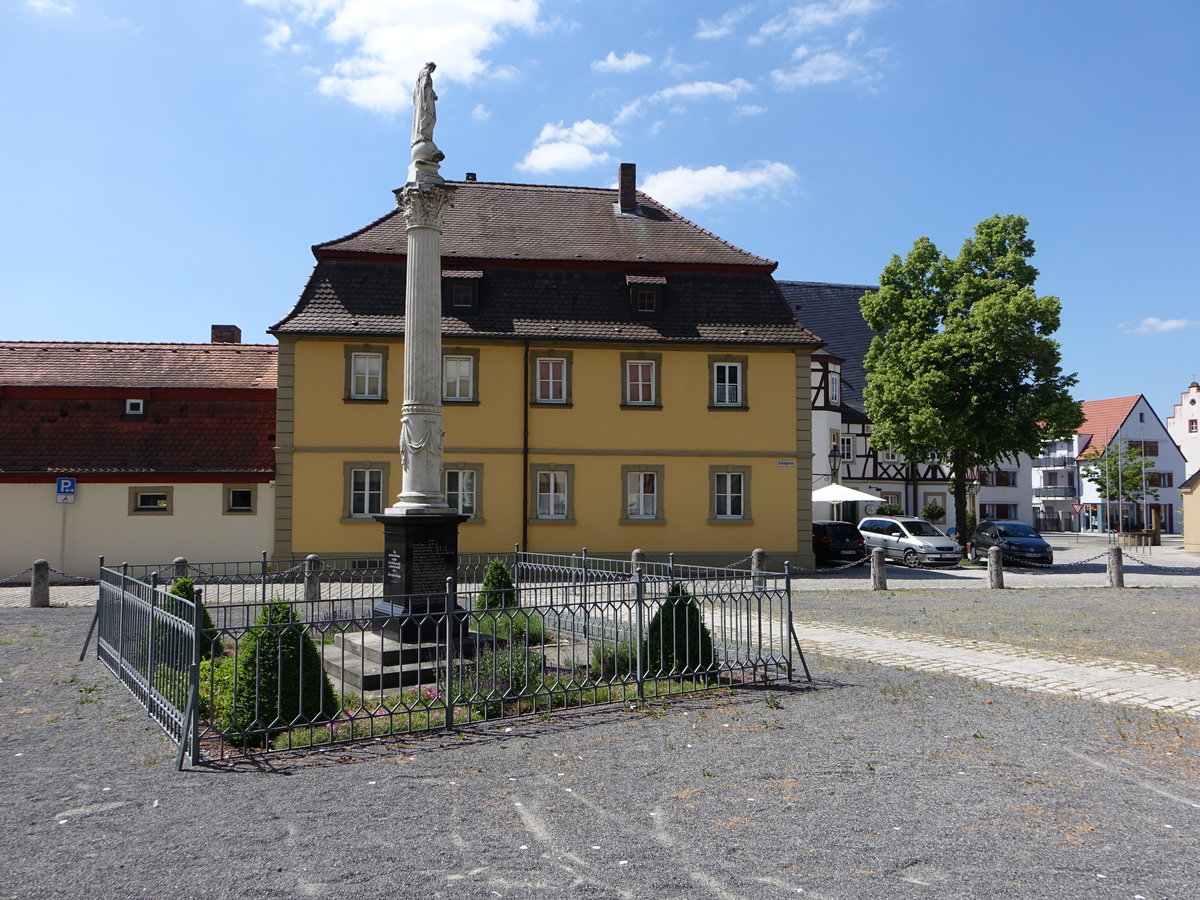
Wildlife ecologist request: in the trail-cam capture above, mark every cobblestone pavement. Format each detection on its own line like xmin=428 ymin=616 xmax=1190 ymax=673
xmin=795 ymin=620 xmax=1200 ymax=719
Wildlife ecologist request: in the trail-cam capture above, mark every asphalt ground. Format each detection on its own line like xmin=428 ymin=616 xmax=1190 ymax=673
xmin=3 ymin=589 xmax=1199 ymax=899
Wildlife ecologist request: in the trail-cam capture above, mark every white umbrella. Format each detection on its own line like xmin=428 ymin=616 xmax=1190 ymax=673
xmin=812 ymin=484 xmax=883 ymax=503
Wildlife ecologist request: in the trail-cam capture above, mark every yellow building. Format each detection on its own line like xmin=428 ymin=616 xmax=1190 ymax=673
xmin=270 ymin=166 xmax=820 ymax=566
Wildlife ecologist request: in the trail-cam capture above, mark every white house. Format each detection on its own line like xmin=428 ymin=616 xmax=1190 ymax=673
xmin=1165 ymin=380 xmax=1200 ymax=480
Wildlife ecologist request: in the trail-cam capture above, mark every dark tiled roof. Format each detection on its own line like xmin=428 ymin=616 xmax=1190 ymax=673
xmin=0 ymin=343 xmax=277 ymax=389
xmin=0 ymin=395 xmax=275 ymax=475
xmin=777 ymin=281 xmax=879 ymax=413
xmin=272 ymin=262 xmax=820 ymax=345
xmin=317 ymin=181 xmax=776 ymax=268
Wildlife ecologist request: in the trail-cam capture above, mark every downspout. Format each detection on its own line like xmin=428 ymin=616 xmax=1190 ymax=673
xmin=522 ymin=338 xmax=530 ymax=552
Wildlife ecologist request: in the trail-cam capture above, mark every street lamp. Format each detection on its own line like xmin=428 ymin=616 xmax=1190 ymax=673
xmin=828 ymin=447 xmax=842 ymax=484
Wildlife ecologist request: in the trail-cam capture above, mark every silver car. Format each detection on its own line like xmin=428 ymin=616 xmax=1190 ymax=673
xmin=857 ymin=516 xmax=963 ymax=567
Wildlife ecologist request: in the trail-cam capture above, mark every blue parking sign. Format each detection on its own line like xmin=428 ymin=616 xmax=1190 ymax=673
xmin=56 ymin=477 xmax=76 ymax=495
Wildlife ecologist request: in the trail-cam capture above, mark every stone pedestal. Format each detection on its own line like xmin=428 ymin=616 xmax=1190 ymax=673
xmin=374 ymin=511 xmax=469 ymax=641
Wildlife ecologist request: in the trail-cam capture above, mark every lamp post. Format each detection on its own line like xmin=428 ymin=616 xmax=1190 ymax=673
xmin=828 ymin=447 xmax=842 ymax=484
xmin=965 ymin=474 xmax=980 ymax=552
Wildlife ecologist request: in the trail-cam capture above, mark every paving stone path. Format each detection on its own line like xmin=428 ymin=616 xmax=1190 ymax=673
xmin=795 ymin=619 xmax=1200 ymax=718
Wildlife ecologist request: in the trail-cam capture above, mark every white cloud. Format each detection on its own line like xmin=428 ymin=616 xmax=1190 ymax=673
xmin=758 ymin=0 xmax=884 ymax=41
xmin=651 ymin=78 xmax=753 ymax=104
xmin=518 ymin=118 xmax=618 ymax=172
xmin=245 ymin=0 xmax=543 ymax=114
xmin=591 ymin=50 xmax=652 ymax=73
xmin=771 ymin=49 xmax=866 ymax=87
xmin=25 ymin=0 xmax=75 ymax=12
xmin=641 ymin=161 xmax=797 ymax=210
xmin=519 ymin=142 xmax=611 ymax=173
xmin=735 ymin=104 xmax=767 ymax=116
xmin=696 ymin=6 xmax=750 ymax=39
xmin=613 ymin=98 xmax=644 ymax=125
xmin=264 ymin=19 xmax=293 ymax=52
xmin=472 ymin=103 xmax=491 ymax=120
xmin=1120 ymin=317 xmax=1200 ymax=334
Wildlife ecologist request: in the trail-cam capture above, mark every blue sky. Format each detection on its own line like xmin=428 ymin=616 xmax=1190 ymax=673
xmin=4 ymin=0 xmax=1198 ymax=421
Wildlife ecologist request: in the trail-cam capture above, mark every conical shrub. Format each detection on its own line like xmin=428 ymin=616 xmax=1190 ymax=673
xmin=645 ymin=583 xmax=715 ymax=678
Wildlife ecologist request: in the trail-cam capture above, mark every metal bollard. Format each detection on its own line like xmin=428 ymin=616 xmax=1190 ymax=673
xmin=30 ymin=559 xmax=50 ymax=608
xmin=988 ymin=546 xmax=1005 ymax=589
xmin=1107 ymin=546 xmax=1124 ymax=588
xmin=870 ymin=547 xmax=887 ymax=590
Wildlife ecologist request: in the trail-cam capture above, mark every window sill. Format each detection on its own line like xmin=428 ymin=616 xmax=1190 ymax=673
xmin=708 ymin=405 xmax=748 ymax=411
xmin=619 ymin=517 xmax=665 ymax=525
xmin=528 ymin=517 xmax=576 ymax=525
xmin=530 ymin=402 xmax=573 ymax=408
xmin=620 ymin=404 xmax=662 ymax=410
xmin=443 ymin=399 xmax=480 ymax=406
xmin=708 ymin=517 xmax=753 ymax=525
xmin=344 ymin=397 xmax=388 ymax=403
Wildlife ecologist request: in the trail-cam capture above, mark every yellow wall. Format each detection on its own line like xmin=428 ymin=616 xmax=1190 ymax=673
xmin=282 ymin=336 xmax=814 ymax=565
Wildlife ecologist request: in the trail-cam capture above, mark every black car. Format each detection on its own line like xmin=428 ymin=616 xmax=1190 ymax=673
xmin=970 ymin=520 xmax=1053 ymax=565
xmin=812 ymin=520 xmax=867 ymax=565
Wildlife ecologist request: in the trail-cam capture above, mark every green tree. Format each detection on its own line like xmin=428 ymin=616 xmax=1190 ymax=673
xmin=1080 ymin=442 xmax=1158 ymax=509
xmin=860 ymin=215 xmax=1084 ymax=533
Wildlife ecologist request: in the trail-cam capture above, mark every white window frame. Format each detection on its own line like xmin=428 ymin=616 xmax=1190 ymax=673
xmin=350 ymin=467 xmax=383 ymax=517
xmin=626 ymin=360 xmax=656 ymax=406
xmin=443 ymin=355 xmax=474 ymax=402
xmin=714 ymin=471 xmax=744 ymax=519
xmin=125 ymin=398 xmax=145 ymax=416
xmin=713 ymin=362 xmax=742 ymax=407
xmin=840 ymin=434 xmax=855 ymax=462
xmin=828 ymin=372 xmax=841 ymax=406
xmin=536 ymin=357 xmax=567 ymax=404
xmin=626 ymin=471 xmax=657 ymax=519
xmin=350 ymin=352 xmax=383 ymax=400
xmin=444 ymin=468 xmax=478 ymax=518
xmin=536 ymin=470 xmax=569 ymax=519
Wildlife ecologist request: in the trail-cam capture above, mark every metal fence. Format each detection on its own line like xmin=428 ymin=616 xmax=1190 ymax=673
xmin=88 ymin=554 xmax=805 ymax=768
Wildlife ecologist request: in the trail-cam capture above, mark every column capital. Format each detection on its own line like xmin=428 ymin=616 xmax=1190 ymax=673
xmin=396 ymin=182 xmax=456 ymax=230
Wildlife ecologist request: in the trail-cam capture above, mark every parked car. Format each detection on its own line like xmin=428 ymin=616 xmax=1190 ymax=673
xmin=970 ymin=520 xmax=1053 ymax=565
xmin=812 ymin=520 xmax=867 ymax=565
xmin=857 ymin=516 xmax=963 ymax=567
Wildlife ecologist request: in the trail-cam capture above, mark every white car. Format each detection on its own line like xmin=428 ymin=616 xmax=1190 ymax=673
xmin=856 ymin=516 xmax=962 ymax=567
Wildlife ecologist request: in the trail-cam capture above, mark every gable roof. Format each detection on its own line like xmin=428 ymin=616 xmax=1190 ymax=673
xmin=0 ymin=342 xmax=277 ymax=390
xmin=316 ymin=180 xmax=776 ymax=270
xmin=776 ymin=280 xmax=878 ymax=414
xmin=1076 ymin=395 xmax=1142 ymax=457
xmin=272 ymin=262 xmax=819 ymax=345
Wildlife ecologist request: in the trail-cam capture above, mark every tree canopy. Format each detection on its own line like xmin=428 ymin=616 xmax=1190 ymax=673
xmin=860 ymin=214 xmax=1084 ymax=531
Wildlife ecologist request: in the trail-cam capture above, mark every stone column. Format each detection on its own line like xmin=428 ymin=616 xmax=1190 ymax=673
xmin=389 ymin=181 xmax=457 ymax=511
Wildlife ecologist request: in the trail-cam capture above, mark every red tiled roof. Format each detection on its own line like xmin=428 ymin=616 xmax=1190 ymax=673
xmin=0 ymin=343 xmax=277 ymax=389
xmin=0 ymin=394 xmax=275 ymax=476
xmin=316 ymin=180 xmax=776 ymax=269
xmin=1076 ymin=395 xmax=1142 ymax=457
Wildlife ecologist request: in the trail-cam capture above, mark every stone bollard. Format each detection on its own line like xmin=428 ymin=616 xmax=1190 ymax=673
xmin=304 ymin=553 xmax=323 ymax=603
xmin=751 ymin=548 xmax=766 ymax=588
xmin=870 ymin=547 xmax=887 ymax=590
xmin=988 ymin=546 xmax=1005 ymax=589
xmin=173 ymin=557 xmax=189 ymax=581
xmin=631 ymin=548 xmax=646 ymax=567
xmin=1107 ymin=546 xmax=1124 ymax=588
xmin=30 ymin=559 xmax=50 ymax=608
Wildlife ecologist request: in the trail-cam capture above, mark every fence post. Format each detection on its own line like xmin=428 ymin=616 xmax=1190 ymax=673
xmin=147 ymin=571 xmax=159 ymax=720
xmin=668 ymin=552 xmax=675 ymax=582
xmin=870 ymin=547 xmax=887 ymax=590
xmin=1107 ymin=546 xmax=1124 ymax=588
xmin=30 ymin=559 xmax=50 ymax=608
xmin=178 ymin=586 xmax=204 ymax=770
xmin=635 ymin=568 xmax=645 ymax=701
xmin=260 ymin=550 xmax=268 ymax=606
xmin=987 ymin=547 xmax=1005 ymax=589
xmin=512 ymin=543 xmax=521 ymax=602
xmin=444 ymin=576 xmax=455 ymax=729
xmin=173 ymin=557 xmax=188 ymax=580
xmin=117 ymin=562 xmax=129 ymax=668
xmin=304 ymin=554 xmax=323 ymax=603
xmin=751 ymin=548 xmax=766 ymax=588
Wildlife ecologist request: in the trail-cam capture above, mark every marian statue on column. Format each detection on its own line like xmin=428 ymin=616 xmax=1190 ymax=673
xmin=411 ymin=62 xmax=445 ymax=164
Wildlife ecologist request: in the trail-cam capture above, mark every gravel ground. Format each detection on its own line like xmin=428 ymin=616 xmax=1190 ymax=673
xmin=2 ymin=606 xmax=1198 ymax=899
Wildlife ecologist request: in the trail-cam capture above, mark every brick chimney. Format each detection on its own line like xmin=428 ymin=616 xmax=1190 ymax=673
xmin=618 ymin=162 xmax=637 ymax=213
xmin=211 ymin=325 xmax=242 ymax=344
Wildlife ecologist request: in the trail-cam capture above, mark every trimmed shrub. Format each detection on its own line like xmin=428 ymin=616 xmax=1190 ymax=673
xmin=166 ymin=577 xmax=223 ymax=660
xmin=645 ymin=583 xmax=716 ymax=678
xmin=876 ymin=502 xmax=904 ymax=516
xmin=921 ymin=501 xmax=946 ymax=524
xmin=222 ymin=601 xmax=338 ymax=743
xmin=478 ymin=559 xmax=516 ymax=610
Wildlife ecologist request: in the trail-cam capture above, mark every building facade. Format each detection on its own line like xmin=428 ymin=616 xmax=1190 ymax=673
xmin=0 ymin=332 xmax=277 ymax=578
xmin=1165 ymin=380 xmax=1200 ymax=480
xmin=270 ymin=167 xmax=820 ymax=566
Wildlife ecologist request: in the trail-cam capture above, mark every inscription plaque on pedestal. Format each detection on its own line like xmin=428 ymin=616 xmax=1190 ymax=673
xmin=375 ymin=511 xmax=468 ymax=639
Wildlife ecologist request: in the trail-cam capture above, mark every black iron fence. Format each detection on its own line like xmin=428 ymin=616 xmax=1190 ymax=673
xmin=89 ymin=554 xmax=805 ymax=768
